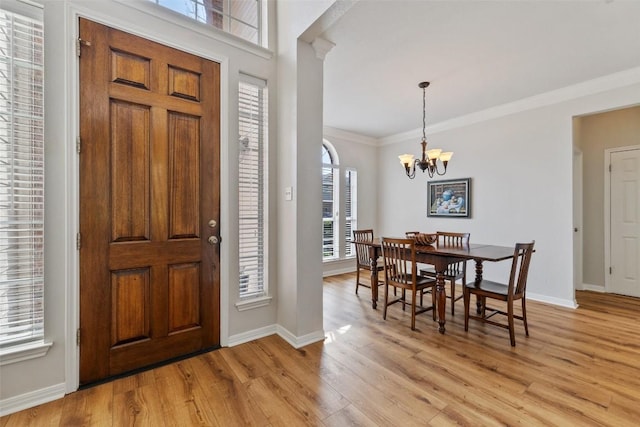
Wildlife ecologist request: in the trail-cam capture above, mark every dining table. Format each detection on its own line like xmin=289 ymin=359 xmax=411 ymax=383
xmin=361 ymin=238 xmax=516 ymax=334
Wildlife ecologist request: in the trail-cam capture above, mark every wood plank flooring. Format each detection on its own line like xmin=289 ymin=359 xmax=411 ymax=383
xmin=2 ymin=272 xmax=640 ymax=426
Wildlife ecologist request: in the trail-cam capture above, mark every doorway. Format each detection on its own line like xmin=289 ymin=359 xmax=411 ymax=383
xmin=78 ymin=18 xmax=221 ymax=384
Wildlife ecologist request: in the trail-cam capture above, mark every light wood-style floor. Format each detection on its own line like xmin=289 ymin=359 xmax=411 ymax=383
xmin=2 ymin=272 xmax=640 ymax=426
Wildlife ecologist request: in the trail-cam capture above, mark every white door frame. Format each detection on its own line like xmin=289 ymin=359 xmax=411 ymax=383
xmin=63 ymin=2 xmax=231 ymax=393
xmin=572 ymin=147 xmax=583 ymax=292
xmin=604 ymin=144 xmax=640 ymax=293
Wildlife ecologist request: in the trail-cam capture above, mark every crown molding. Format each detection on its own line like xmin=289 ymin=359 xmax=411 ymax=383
xmin=379 ymin=66 xmax=640 ymax=146
xmin=323 ymin=126 xmax=379 ymax=147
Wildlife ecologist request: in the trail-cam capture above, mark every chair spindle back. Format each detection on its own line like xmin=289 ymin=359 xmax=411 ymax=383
xmin=509 ymin=241 xmax=535 ymax=297
xmin=353 ymin=229 xmax=374 ymax=268
xmin=381 ymin=238 xmax=416 ymax=289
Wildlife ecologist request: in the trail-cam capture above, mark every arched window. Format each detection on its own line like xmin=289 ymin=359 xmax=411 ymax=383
xmin=322 ymin=141 xmax=357 ymax=260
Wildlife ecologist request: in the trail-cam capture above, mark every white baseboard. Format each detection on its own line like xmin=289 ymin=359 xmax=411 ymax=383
xmin=580 ymin=283 xmax=605 ymax=292
xmin=527 ymin=292 xmax=578 ymax=309
xmin=322 ymin=259 xmax=356 ymax=278
xmin=0 ymin=382 xmax=66 ymax=417
xmin=227 ymin=324 xmax=278 ymax=347
xmin=276 ymin=325 xmax=325 ymax=349
xmin=323 ymin=266 xmax=356 ymax=277
xmin=227 ymin=323 xmax=325 ymax=350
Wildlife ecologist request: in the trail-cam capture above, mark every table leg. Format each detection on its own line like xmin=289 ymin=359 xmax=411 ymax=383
xmin=369 ymin=247 xmax=379 ymax=309
xmin=436 ymin=271 xmax=446 ymax=334
xmin=474 ymin=260 xmax=484 ymax=314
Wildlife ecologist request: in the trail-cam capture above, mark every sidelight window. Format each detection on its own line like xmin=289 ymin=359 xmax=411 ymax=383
xmin=0 ymin=4 xmax=45 ymax=348
xmin=238 ymin=75 xmax=267 ymax=299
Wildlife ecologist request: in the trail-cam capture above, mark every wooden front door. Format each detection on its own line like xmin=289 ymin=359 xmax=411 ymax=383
xmin=78 ymin=18 xmax=220 ymax=385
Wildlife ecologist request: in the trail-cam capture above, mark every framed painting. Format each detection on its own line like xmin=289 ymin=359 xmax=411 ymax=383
xmin=427 ymin=178 xmax=471 ymax=218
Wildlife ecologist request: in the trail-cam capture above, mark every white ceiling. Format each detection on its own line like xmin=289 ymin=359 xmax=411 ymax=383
xmin=319 ymin=0 xmax=640 ymax=139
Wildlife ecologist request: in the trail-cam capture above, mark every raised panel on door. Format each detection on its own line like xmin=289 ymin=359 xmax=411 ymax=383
xmin=168 ymin=112 xmax=200 ymax=239
xmin=79 ymin=18 xmax=220 ymax=385
xmin=111 ymin=268 xmax=151 ymax=347
xmin=110 ymin=101 xmax=151 ymax=242
xmin=168 ymin=263 xmax=201 ymax=334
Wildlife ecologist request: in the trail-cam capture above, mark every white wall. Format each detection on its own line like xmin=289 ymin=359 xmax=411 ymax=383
xmin=377 ymin=79 xmax=640 ymax=308
xmin=1 ymin=0 xmax=280 ymax=411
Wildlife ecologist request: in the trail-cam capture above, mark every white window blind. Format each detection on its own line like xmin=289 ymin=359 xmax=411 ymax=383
xmin=238 ymin=75 xmax=267 ymax=299
xmin=322 ymin=144 xmax=338 ymax=260
xmin=0 ymin=6 xmax=45 ymax=347
xmin=147 ymin=0 xmax=263 ymax=47
xmin=344 ymin=169 xmax=357 ymax=257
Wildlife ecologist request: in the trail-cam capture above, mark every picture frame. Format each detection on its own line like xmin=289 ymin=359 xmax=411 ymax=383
xmin=427 ymin=178 xmax=471 ymax=218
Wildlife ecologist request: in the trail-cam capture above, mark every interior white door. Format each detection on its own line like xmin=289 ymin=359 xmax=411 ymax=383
xmin=609 ymin=148 xmax=640 ymax=297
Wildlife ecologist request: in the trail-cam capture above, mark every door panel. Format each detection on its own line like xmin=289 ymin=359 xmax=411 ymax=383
xmin=111 ymin=269 xmax=150 ymax=346
xmin=79 ymin=18 xmax=220 ymax=385
xmin=168 ymin=263 xmax=201 ymax=333
xmin=610 ymin=148 xmax=640 ymax=297
xmin=111 ymin=101 xmax=151 ymax=242
xmin=168 ymin=113 xmax=200 ymax=238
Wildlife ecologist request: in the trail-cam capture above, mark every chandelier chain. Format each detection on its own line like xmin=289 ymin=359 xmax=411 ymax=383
xmin=422 ymin=85 xmax=426 ymax=140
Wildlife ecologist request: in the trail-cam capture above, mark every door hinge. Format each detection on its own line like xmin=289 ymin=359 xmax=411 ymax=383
xmin=609 ymin=164 xmax=612 ymax=172
xmin=76 ymin=328 xmax=81 ymax=346
xmin=76 ymin=232 xmax=81 ymax=250
xmin=76 ymin=136 xmax=81 ymax=154
xmin=76 ymin=38 xmax=91 ymax=57
xmin=609 ymin=266 xmax=613 ymax=274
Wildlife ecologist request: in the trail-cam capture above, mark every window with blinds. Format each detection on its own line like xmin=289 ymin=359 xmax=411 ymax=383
xmin=322 ymin=144 xmax=338 ymax=260
xmin=0 ymin=6 xmax=45 ymax=348
xmin=238 ymin=76 xmax=267 ymax=299
xmin=344 ymin=169 xmax=357 ymax=257
xmin=147 ymin=0 xmax=263 ymax=47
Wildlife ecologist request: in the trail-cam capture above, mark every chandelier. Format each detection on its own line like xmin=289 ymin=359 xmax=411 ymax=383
xmin=398 ymin=82 xmax=453 ymax=179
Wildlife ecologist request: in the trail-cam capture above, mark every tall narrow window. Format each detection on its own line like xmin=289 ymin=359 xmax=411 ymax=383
xmin=147 ymin=0 xmax=263 ymax=47
xmin=238 ymin=75 xmax=267 ymax=299
xmin=344 ymin=169 xmax=357 ymax=257
xmin=322 ymin=141 xmax=357 ymax=261
xmin=0 ymin=5 xmax=45 ymax=347
xmin=322 ymin=144 xmax=338 ymax=260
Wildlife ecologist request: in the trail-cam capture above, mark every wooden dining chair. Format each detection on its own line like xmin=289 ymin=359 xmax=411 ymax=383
xmin=420 ymin=231 xmax=470 ymax=315
xmin=353 ymin=229 xmax=384 ymax=296
xmin=463 ymin=241 xmax=535 ymax=346
xmin=381 ymin=237 xmax=437 ymax=330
